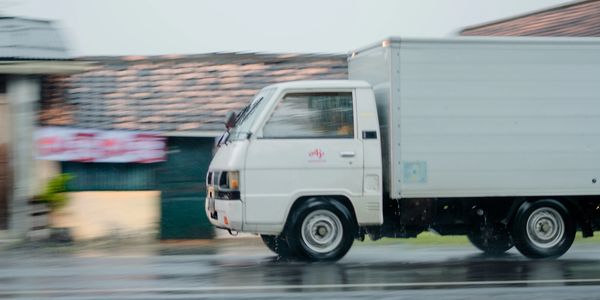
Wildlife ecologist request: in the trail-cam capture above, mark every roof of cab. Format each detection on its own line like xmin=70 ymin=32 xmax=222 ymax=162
xmin=267 ymin=80 xmax=370 ymax=90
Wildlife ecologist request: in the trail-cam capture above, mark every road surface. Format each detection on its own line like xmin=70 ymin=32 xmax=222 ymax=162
xmin=1 ymin=238 xmax=599 ymax=299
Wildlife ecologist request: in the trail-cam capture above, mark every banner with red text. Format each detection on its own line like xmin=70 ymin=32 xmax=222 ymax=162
xmin=35 ymin=127 xmax=166 ymax=163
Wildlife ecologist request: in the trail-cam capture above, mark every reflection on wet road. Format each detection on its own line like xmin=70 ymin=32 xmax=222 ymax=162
xmin=1 ymin=240 xmax=599 ymax=299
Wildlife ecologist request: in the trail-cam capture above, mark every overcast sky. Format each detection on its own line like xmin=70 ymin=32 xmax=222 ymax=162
xmin=5 ymin=0 xmax=571 ymax=56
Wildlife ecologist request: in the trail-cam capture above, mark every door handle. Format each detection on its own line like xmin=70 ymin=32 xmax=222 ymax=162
xmin=340 ymin=151 xmax=355 ymax=158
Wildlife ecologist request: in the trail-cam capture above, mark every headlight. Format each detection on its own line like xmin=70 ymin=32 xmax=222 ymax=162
xmin=219 ymin=171 xmax=240 ymax=191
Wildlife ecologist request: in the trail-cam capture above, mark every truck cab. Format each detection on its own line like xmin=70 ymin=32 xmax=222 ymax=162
xmin=206 ymin=80 xmax=382 ymax=260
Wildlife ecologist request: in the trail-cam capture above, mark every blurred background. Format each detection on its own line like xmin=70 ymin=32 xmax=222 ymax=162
xmin=0 ymin=0 xmax=597 ymax=243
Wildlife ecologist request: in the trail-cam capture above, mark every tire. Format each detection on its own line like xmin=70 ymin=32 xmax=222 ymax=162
xmin=286 ymin=198 xmax=355 ymax=262
xmin=467 ymin=225 xmax=513 ymax=255
xmin=511 ymin=200 xmax=575 ymax=259
xmin=260 ymin=234 xmax=295 ymax=258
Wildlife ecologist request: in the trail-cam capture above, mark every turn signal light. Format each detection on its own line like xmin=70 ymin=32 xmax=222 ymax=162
xmin=230 ymin=179 xmax=239 ymax=190
xmin=227 ymin=171 xmax=240 ymax=190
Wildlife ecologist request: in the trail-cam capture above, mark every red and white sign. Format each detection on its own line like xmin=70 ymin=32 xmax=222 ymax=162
xmin=35 ymin=127 xmax=166 ymax=163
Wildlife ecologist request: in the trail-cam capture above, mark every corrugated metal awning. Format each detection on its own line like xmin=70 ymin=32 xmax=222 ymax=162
xmin=0 ymin=17 xmax=69 ymax=60
xmin=0 ymin=60 xmax=94 ymax=74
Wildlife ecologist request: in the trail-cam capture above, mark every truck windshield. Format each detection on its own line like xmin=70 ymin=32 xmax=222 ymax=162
xmin=228 ymin=87 xmax=275 ymax=141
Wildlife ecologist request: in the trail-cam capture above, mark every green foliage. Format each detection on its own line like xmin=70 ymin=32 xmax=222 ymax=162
xmin=36 ymin=173 xmax=74 ymax=210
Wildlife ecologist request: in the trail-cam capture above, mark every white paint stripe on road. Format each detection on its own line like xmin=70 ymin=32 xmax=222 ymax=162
xmin=2 ymin=278 xmax=600 ymax=295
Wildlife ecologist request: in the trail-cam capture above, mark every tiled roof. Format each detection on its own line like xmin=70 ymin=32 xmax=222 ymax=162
xmin=41 ymin=53 xmax=347 ymax=132
xmin=461 ymin=0 xmax=600 ymax=36
xmin=0 ymin=17 xmax=69 ymax=60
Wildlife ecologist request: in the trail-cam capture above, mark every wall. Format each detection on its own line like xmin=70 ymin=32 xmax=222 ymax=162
xmin=51 ymin=191 xmax=160 ymax=240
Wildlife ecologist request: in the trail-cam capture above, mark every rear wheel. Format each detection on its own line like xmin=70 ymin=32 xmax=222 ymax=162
xmin=260 ymin=235 xmax=295 ymax=258
xmin=512 ymin=200 xmax=575 ymax=259
xmin=467 ymin=225 xmax=513 ymax=255
xmin=286 ymin=198 xmax=355 ymax=262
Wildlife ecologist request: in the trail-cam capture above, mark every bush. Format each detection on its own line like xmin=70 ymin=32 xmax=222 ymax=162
xmin=36 ymin=173 xmax=73 ymax=210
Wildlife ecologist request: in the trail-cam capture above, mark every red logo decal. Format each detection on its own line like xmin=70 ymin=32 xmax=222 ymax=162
xmin=308 ymin=148 xmax=325 ymax=159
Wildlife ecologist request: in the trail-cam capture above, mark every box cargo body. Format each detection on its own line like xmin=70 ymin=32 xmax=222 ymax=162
xmin=349 ymin=37 xmax=600 ymax=200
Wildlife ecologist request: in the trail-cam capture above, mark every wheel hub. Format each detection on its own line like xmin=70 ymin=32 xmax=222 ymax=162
xmin=301 ymin=210 xmax=343 ymax=254
xmin=526 ymin=207 xmax=565 ymax=249
xmin=538 ymin=221 xmax=552 ymax=234
xmin=317 ymin=226 xmax=328 ymax=237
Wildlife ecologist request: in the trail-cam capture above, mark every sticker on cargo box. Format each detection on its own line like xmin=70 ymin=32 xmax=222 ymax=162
xmin=403 ymin=161 xmax=427 ymax=183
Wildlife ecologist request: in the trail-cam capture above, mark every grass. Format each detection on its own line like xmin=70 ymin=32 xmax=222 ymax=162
xmin=575 ymin=232 xmax=600 ymax=243
xmin=356 ymin=231 xmax=467 ymax=246
xmin=356 ymin=231 xmax=600 ymax=246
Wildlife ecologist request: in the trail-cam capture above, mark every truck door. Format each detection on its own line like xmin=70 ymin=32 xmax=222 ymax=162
xmin=244 ymin=91 xmax=364 ymax=227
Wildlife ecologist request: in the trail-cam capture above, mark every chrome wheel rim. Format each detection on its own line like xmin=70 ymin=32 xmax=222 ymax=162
xmin=301 ymin=210 xmax=343 ymax=254
xmin=526 ymin=207 xmax=565 ymax=249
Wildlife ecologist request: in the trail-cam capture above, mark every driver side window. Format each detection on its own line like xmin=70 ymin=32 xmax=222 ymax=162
xmin=262 ymin=92 xmax=354 ymax=139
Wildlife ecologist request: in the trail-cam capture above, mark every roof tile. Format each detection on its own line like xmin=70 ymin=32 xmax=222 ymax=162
xmin=461 ymin=0 xmax=600 ymax=36
xmin=41 ymin=53 xmax=347 ymax=132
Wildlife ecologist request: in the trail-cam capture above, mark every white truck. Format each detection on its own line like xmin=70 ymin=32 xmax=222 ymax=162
xmin=206 ymin=37 xmax=600 ymax=261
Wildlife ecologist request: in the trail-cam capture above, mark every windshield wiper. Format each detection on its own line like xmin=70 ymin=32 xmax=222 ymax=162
xmin=219 ymin=96 xmax=265 ymax=146
xmin=235 ymin=96 xmax=264 ymax=128
xmin=233 ymin=104 xmax=251 ymax=126
xmin=218 ymin=104 xmax=250 ymax=147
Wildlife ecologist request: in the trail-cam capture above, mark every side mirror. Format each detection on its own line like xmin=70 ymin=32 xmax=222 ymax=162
xmin=224 ymin=111 xmax=236 ymax=130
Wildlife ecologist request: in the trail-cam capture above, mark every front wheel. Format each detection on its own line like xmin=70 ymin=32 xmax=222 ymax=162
xmin=286 ymin=198 xmax=355 ymax=262
xmin=511 ymin=200 xmax=575 ymax=259
xmin=260 ymin=235 xmax=296 ymax=258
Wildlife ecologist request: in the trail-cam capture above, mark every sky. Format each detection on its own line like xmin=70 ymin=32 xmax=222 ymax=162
xmin=4 ymin=0 xmax=571 ymax=56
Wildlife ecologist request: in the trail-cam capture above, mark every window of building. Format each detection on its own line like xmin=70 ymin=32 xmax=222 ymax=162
xmin=262 ymin=92 xmax=354 ymax=139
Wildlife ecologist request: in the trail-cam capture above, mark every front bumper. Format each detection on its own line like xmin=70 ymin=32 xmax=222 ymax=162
xmin=205 ymin=197 xmax=243 ymax=231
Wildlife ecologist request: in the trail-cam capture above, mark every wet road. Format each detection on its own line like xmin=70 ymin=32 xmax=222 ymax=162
xmin=1 ymin=239 xmax=600 ymax=299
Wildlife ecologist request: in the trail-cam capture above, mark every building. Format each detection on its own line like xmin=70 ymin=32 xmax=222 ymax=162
xmin=461 ymin=0 xmax=600 ymax=36
xmin=0 ymin=17 xmax=89 ymax=240
xmin=40 ymin=53 xmax=347 ymax=240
